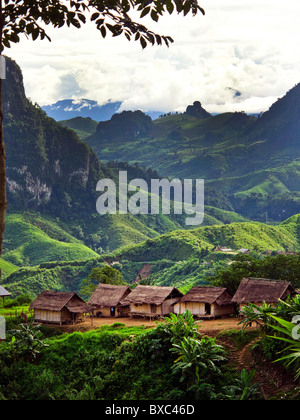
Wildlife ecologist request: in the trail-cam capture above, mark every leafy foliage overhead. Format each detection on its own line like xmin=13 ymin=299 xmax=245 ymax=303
xmin=1 ymin=0 xmax=205 ymax=50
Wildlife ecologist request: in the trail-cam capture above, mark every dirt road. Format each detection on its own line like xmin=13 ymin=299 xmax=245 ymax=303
xmin=57 ymin=316 xmax=245 ymax=334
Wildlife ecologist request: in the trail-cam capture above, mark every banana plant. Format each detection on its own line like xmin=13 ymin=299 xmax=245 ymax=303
xmin=9 ymin=317 xmax=48 ymax=362
xmin=239 ymin=302 xmax=274 ymax=332
xmin=171 ymin=336 xmax=227 ymax=385
xmin=267 ymin=314 xmax=300 ymax=379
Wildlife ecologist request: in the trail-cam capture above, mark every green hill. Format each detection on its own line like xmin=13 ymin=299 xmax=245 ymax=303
xmin=0 ymin=258 xmax=18 ymax=278
xmin=3 ymin=214 xmax=300 ymax=297
xmin=2 ymin=213 xmax=99 ymax=266
xmin=58 ymin=117 xmax=98 ymax=140
xmin=113 ymin=219 xmax=299 ymax=263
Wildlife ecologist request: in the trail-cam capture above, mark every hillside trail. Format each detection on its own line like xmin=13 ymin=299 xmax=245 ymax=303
xmin=205 ymin=330 xmax=298 ymax=400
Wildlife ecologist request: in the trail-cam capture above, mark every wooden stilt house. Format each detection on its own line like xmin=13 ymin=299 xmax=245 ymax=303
xmin=173 ymin=286 xmax=235 ymax=319
xmin=120 ymin=285 xmax=183 ymax=319
xmin=30 ymin=291 xmax=89 ymax=325
xmin=232 ymin=278 xmax=297 ymax=311
xmin=89 ymin=284 xmax=131 ymax=317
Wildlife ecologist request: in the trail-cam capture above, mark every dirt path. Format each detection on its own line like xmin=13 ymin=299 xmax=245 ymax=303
xmin=237 ymin=339 xmax=298 ymax=399
xmin=57 ymin=316 xmax=245 ymax=333
xmin=215 ymin=334 xmax=299 ymax=400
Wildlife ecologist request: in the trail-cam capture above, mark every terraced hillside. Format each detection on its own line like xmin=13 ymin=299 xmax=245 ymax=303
xmin=2 ymin=214 xmax=299 ymax=297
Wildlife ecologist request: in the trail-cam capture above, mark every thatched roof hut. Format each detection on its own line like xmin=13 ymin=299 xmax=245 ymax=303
xmin=0 ymin=285 xmax=11 ymax=308
xmin=232 ymin=278 xmax=296 ymax=309
xmin=89 ymin=284 xmax=131 ymax=317
xmin=120 ymin=285 xmax=183 ymax=318
xmin=174 ymin=286 xmax=235 ymax=318
xmin=30 ymin=291 xmax=89 ymax=325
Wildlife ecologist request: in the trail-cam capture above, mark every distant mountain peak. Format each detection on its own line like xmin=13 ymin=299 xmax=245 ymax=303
xmin=185 ymin=101 xmax=211 ymax=119
xmin=42 ymin=99 xmax=122 ymax=122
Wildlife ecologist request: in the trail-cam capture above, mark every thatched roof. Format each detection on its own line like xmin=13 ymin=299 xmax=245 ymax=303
xmin=121 ymin=285 xmax=183 ymax=306
xmin=30 ymin=291 xmax=89 ymax=313
xmin=89 ymin=284 xmax=131 ymax=307
xmin=179 ymin=286 xmax=233 ymax=306
xmin=0 ymin=285 xmax=11 ymax=297
xmin=232 ymin=278 xmax=296 ymax=304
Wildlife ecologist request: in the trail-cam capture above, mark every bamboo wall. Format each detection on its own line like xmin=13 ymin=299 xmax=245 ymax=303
xmin=174 ymin=301 xmax=235 ymax=317
xmin=129 ymin=303 xmax=162 ymax=317
xmin=34 ymin=309 xmax=61 ymax=323
xmin=174 ymin=301 xmax=206 ymax=316
xmin=94 ymin=305 xmax=130 ymax=317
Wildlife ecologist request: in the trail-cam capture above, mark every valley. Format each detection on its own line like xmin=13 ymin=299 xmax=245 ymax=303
xmin=0 ymin=56 xmax=300 ymax=402
xmin=1 ymin=57 xmax=300 ymax=299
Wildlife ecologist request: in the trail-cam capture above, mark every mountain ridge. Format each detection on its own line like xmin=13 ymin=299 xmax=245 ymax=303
xmin=82 ymin=84 xmax=300 ymax=222
xmin=3 ymin=57 xmax=251 ymax=256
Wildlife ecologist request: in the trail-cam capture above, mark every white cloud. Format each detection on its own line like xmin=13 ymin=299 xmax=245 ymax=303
xmin=7 ymin=0 xmax=300 ymax=114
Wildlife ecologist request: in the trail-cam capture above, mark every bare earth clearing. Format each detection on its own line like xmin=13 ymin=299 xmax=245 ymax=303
xmin=58 ymin=316 xmax=243 ymax=333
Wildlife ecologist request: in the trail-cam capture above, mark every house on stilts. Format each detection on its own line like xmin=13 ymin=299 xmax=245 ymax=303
xmin=232 ymin=278 xmax=297 ymax=312
xmin=120 ymin=285 xmax=183 ymax=319
xmin=89 ymin=284 xmax=131 ymax=317
xmin=173 ymin=286 xmax=235 ymax=319
xmin=0 ymin=285 xmax=11 ymax=308
xmin=30 ymin=291 xmax=90 ymax=325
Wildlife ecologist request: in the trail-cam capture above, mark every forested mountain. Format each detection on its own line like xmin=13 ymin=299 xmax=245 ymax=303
xmin=3 ymin=57 xmax=111 ymax=219
xmin=2 ymin=57 xmax=248 ymax=257
xmin=58 ymin=117 xmax=98 ymax=140
xmin=1 ymin=57 xmax=300 ymax=298
xmin=84 ymin=85 xmax=300 ymax=221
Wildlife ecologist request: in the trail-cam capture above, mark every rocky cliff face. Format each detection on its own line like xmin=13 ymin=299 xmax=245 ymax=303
xmin=3 ymin=57 xmax=109 ymax=218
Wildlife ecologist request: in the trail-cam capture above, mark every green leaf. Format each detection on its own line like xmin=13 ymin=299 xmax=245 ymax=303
xmin=151 ymin=10 xmax=159 ymax=22
xmin=140 ymin=7 xmax=151 ymax=18
xmin=91 ymin=12 xmax=100 ymax=21
xmin=100 ymin=26 xmax=107 ymax=38
xmin=140 ymin=37 xmax=147 ymax=49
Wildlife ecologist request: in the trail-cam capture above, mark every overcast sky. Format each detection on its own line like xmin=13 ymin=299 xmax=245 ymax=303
xmin=8 ymin=0 xmax=300 ymax=114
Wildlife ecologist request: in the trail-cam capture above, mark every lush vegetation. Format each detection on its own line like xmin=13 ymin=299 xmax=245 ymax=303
xmin=211 ymin=253 xmax=300 ymax=294
xmin=2 ymin=214 xmax=300 ymax=297
xmin=80 ymin=265 xmax=126 ymax=299
xmin=0 ymin=312 xmax=261 ymax=400
xmin=240 ymin=295 xmax=300 ymax=385
xmin=2 ymin=213 xmax=99 ymax=266
xmin=2 ymin=305 xmax=298 ymax=400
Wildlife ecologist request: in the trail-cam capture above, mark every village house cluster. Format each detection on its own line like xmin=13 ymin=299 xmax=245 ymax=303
xmin=4 ymin=277 xmax=294 ymax=326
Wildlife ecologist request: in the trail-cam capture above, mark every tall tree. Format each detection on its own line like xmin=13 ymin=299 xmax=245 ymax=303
xmin=0 ymin=0 xmax=205 ymax=260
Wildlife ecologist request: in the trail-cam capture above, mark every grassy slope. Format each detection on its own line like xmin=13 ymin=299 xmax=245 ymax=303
xmin=58 ymin=117 xmax=98 ymax=140
xmin=2 ymin=213 xmax=99 ymax=266
xmin=3 ymin=214 xmax=300 ymax=297
xmin=0 ymin=258 xmax=18 ymax=277
xmin=114 ymin=219 xmax=299 ymax=263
